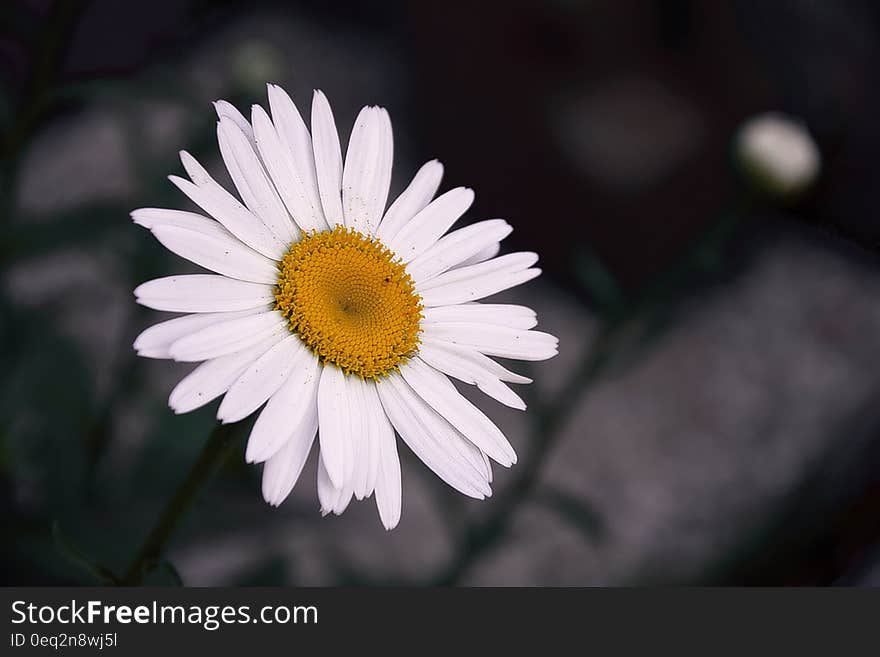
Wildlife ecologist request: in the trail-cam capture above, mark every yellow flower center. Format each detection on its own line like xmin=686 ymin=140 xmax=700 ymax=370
xmin=274 ymin=226 xmax=422 ymax=379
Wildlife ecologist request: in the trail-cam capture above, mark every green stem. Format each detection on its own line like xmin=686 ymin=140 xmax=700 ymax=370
xmin=121 ymin=422 xmax=242 ymax=585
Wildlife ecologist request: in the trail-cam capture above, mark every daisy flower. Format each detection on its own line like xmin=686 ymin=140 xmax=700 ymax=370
xmin=132 ymin=85 xmax=558 ymax=529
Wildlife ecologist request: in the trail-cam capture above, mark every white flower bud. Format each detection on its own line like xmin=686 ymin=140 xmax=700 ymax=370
xmin=735 ymin=112 xmax=820 ymax=200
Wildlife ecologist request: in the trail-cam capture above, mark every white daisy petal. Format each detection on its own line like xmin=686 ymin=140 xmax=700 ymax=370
xmin=342 ymin=373 xmax=364 ymax=485
xmin=316 ymin=365 xmax=353 ymax=489
xmin=311 ymin=90 xmax=344 ymax=228
xmin=252 ymin=104 xmax=328 ymax=233
xmin=168 ymin=310 xmax=287 ymax=362
xmin=377 ymin=373 xmax=491 ymax=498
xmin=421 ymin=303 xmax=537 ymax=330
xmin=348 ymin=377 xmax=372 ymax=500
xmin=422 ymin=322 xmax=558 ymax=361
xmin=134 ymin=275 xmax=274 ymax=313
xmin=332 ymin=484 xmax=354 ymax=516
xmin=398 ymin=357 xmax=517 ymax=466
xmin=377 ymin=160 xmax=444 ymax=243
xmin=214 ymin=100 xmax=255 ymax=148
xmin=480 ymin=450 xmax=494 ymax=485
xmin=168 ymin=335 xmax=281 ymax=414
xmin=471 ymin=371 xmax=526 ymax=409
xmin=151 ymin=224 xmax=279 ymax=284
xmin=348 ymin=377 xmax=386 ymax=501
xmin=443 ymin=426 xmax=496 ymax=491
xmin=133 ymin=309 xmax=260 ymax=359
xmin=420 ymin=336 xmax=532 ymax=384
xmin=266 ymin=84 xmax=325 ymax=225
xmin=342 ymin=106 xmax=393 ymax=234
xmin=178 ymin=149 xmax=212 ymax=185
xmin=376 ymin=434 xmax=402 ymax=531
xmin=333 ymin=487 xmax=352 ymax=516
xmin=261 ymin=410 xmax=318 ymax=506
xmin=418 ymin=251 xmax=538 ymax=292
xmin=375 ymin=110 xmax=394 ymax=228
xmin=316 ymin=456 xmax=337 ymax=516
xmin=418 ymin=341 xmax=526 ymax=410
xmin=362 ymin=381 xmax=384 ymax=497
xmin=418 ymin=253 xmax=541 ymax=306
xmin=131 ymin=208 xmax=212 ymax=230
xmin=419 ymin=265 xmax=541 ymax=306
xmin=134 ymin=208 xmax=277 ymax=283
xmin=420 ymin=268 xmax=541 ymax=307
xmin=455 ymin=242 xmax=500 ymax=269
xmin=372 ymin=391 xmax=401 ymax=530
xmin=388 ymin=187 xmax=474 ymax=262
xmin=217 ymin=117 xmax=299 ymax=244
xmin=217 ymin=334 xmax=305 ymax=424
xmin=407 ymin=219 xmax=513 ymax=284
xmin=246 ymin=348 xmax=321 ymax=464
xmin=316 ymin=451 xmax=354 ymax=517
xmin=171 ymin=152 xmax=286 ymax=260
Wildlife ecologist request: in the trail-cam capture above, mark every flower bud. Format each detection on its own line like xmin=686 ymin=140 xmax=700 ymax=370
xmin=735 ymin=112 xmax=820 ymax=201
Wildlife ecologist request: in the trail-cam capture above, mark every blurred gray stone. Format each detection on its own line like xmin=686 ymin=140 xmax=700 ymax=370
xmin=173 ymin=458 xmax=457 ymax=586
xmin=16 ymin=110 xmax=136 ymax=217
xmin=465 ymin=235 xmax=880 ymax=585
xmin=3 ymin=247 xmax=133 ymax=400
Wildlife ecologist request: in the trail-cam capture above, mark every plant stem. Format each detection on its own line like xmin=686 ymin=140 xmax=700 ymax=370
xmin=121 ymin=421 xmax=242 ymax=585
xmin=1 ymin=1 xmax=84 ymax=228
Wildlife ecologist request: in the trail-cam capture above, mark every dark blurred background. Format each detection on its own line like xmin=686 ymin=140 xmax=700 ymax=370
xmin=2 ymin=0 xmax=880 ymax=586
